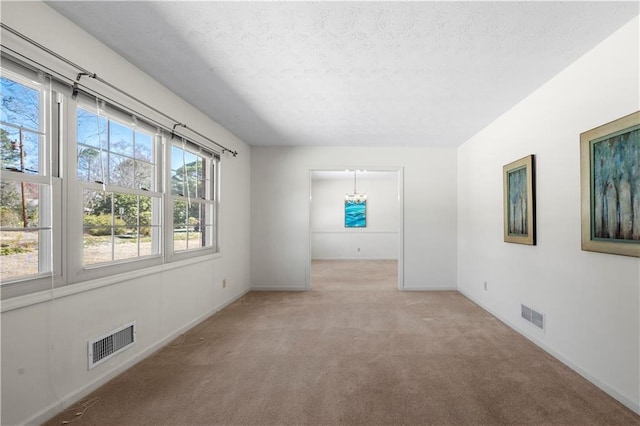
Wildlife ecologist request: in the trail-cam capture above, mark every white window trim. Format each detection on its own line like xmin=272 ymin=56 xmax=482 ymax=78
xmin=65 ymin=97 xmax=165 ymax=284
xmin=0 ymin=65 xmax=63 ymax=298
xmin=0 ymin=53 xmax=225 ymax=300
xmin=165 ymin=140 xmax=220 ymax=262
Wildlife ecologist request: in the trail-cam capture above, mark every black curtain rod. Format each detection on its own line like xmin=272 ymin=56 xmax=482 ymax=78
xmin=0 ymin=23 xmax=239 ymax=157
xmin=2 ymin=44 xmax=171 ymax=140
xmin=2 ymin=42 xmax=225 ymax=157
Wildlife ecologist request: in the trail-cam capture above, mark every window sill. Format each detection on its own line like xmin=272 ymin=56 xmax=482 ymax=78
xmin=0 ymin=252 xmax=222 ymax=313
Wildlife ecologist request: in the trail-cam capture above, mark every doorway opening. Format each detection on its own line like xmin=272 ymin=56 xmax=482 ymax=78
xmin=308 ymin=168 xmax=404 ymax=291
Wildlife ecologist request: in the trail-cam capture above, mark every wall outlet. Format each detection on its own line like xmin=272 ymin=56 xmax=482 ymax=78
xmin=357 ymin=248 xmax=360 ymax=252
xmin=483 ymin=281 xmax=487 ymax=291
xmin=222 ymin=279 xmax=227 ymax=289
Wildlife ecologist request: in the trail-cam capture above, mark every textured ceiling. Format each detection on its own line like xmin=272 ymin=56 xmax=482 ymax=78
xmin=47 ymin=1 xmax=638 ymax=148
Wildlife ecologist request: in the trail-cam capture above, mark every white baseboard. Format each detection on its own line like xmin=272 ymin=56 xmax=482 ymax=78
xmin=249 ymin=285 xmax=455 ymax=292
xmin=311 ymin=257 xmax=398 ymax=261
xmin=250 ymin=286 xmax=307 ymax=291
xmin=25 ymin=288 xmax=250 ymax=426
xmin=457 ymin=288 xmax=640 ymax=416
xmin=403 ymin=286 xmax=457 ymax=291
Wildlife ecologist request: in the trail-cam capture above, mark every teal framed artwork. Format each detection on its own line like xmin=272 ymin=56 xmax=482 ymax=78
xmin=345 ymin=199 xmax=366 ymax=228
xmin=503 ymin=155 xmax=536 ymax=245
xmin=581 ymin=111 xmax=640 ymax=257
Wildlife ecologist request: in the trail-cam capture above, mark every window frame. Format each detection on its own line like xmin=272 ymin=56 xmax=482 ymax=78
xmin=166 ymin=138 xmax=220 ymax=262
xmin=65 ymin=96 xmax=164 ymax=283
xmin=0 ymin=63 xmax=63 ymax=298
xmin=0 ymin=56 xmax=225 ymax=300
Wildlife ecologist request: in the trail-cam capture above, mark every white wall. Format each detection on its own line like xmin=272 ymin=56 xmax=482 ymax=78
xmin=457 ymin=17 xmax=640 ymax=414
xmin=0 ymin=3 xmax=251 ymax=425
xmin=311 ymin=173 xmax=399 ymax=260
xmin=251 ymin=147 xmax=457 ymax=290
xmin=5 ymin=1 xmax=635 ymax=423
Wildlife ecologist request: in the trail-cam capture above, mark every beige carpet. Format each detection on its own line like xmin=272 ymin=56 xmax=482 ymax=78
xmin=45 ymin=260 xmax=638 ymax=425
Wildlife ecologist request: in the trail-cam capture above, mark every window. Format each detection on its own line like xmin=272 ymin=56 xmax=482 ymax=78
xmin=170 ymin=141 xmax=219 ymax=254
xmin=75 ymin=106 xmax=161 ymax=267
xmin=0 ymin=70 xmax=56 ymax=284
xmin=0 ymin=56 xmax=224 ymax=298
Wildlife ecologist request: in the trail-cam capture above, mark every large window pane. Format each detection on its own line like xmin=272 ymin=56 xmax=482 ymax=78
xmin=114 ymin=193 xmax=138 ymax=227
xmin=82 ymin=190 xmax=159 ymax=265
xmin=77 ymin=108 xmax=156 ymax=191
xmin=135 ymin=131 xmax=153 ymax=161
xmin=171 ymin=145 xmax=185 ymax=196
xmin=0 ymin=126 xmax=21 ymax=171
xmin=0 ymin=181 xmax=41 ymax=228
xmin=183 ymin=151 xmax=197 ymax=198
xmin=1 ymin=72 xmax=48 ymax=178
xmin=188 ymin=227 xmax=203 ymax=249
xmin=172 ymin=199 xmax=212 ymax=252
xmin=1 ymin=125 xmax=41 ymax=174
xmin=109 ymin=120 xmax=133 ymax=157
xmin=0 ymin=180 xmax=48 ymax=281
xmin=190 ymin=158 xmax=205 ymax=199
xmin=83 ymin=190 xmax=114 ymax=265
xmin=109 ymin=154 xmax=134 ymax=187
xmin=83 ymin=190 xmax=112 ymax=220
xmin=1 ymin=76 xmax=40 ymax=130
xmin=135 ymin=160 xmax=153 ymax=191
xmin=21 ymin=131 xmax=40 ymax=174
xmin=77 ymin=146 xmax=106 ymax=183
xmin=77 ymin=108 xmax=107 ymax=148
xmin=173 ymin=199 xmax=188 ymax=251
xmin=77 ymin=108 xmax=107 ymax=184
xmin=138 ymin=195 xmax=152 ymax=233
xmin=145 ymin=196 xmax=161 ymax=257
xmin=190 ymin=202 xmax=204 ymax=231
xmin=0 ymin=230 xmax=44 ymax=279
xmin=114 ymin=231 xmax=138 ymax=261
xmin=173 ymin=200 xmax=187 ymax=229
xmin=172 ymin=145 xmax=210 ymax=199
xmin=83 ymin=232 xmax=113 ymax=266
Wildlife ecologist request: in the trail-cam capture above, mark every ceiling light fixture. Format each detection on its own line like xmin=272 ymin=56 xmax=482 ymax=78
xmin=345 ymin=170 xmax=367 ymax=203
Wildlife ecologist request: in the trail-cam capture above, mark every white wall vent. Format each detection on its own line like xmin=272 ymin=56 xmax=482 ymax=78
xmin=521 ymin=304 xmax=544 ymax=330
xmin=88 ymin=321 xmax=136 ymax=370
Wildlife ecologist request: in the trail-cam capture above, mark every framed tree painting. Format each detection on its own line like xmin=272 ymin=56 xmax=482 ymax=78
xmin=503 ymin=155 xmax=536 ymax=245
xmin=580 ymin=111 xmax=640 ymax=257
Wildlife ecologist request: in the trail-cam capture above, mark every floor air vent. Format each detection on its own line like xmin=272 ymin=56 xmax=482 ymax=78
xmin=521 ymin=304 xmax=544 ymax=330
xmin=88 ymin=321 xmax=136 ymax=369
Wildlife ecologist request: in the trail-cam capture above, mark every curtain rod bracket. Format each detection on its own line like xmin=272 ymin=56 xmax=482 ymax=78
xmin=170 ymin=123 xmax=186 ymax=140
xmin=76 ymin=72 xmax=96 ymax=82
